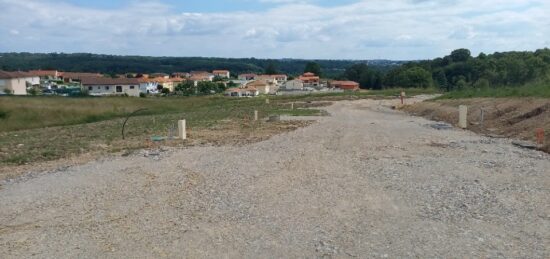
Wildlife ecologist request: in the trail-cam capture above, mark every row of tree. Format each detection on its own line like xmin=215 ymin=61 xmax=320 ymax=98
xmin=0 ymin=53 xmax=403 ymax=78
xmin=336 ymin=48 xmax=550 ymax=90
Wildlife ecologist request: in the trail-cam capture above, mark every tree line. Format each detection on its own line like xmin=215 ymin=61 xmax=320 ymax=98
xmin=338 ymin=48 xmax=550 ymax=91
xmin=0 ymin=52 xmax=403 ymax=78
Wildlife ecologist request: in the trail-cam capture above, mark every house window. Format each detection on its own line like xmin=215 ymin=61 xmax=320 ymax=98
xmin=116 ymin=86 xmax=122 ymax=92
xmin=97 ymin=86 xmax=101 ymax=90
xmin=88 ymin=86 xmax=92 ymax=91
xmin=105 ymin=86 xmax=109 ymax=90
xmin=130 ymin=85 xmax=135 ymax=89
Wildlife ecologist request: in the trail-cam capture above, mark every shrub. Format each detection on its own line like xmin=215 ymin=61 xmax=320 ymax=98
xmin=139 ymin=92 xmax=147 ymax=98
xmin=0 ymin=109 xmax=9 ymax=119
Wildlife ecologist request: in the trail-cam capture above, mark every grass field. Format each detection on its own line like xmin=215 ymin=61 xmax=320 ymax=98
xmin=439 ymin=82 xmax=550 ymax=99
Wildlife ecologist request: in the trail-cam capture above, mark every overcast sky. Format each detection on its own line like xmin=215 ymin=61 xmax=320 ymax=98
xmin=0 ymin=0 xmax=548 ymax=60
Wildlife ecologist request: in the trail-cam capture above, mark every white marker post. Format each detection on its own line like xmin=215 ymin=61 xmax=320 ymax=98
xmin=291 ymin=102 xmax=294 ymax=110
xmin=459 ymin=105 xmax=468 ymax=129
xmin=266 ymin=98 xmax=270 ymax=104
xmin=254 ymin=110 xmax=258 ymax=121
xmin=178 ymin=120 xmax=187 ymax=140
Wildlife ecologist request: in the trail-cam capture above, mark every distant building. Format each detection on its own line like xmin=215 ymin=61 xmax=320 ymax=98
xmin=171 ymin=72 xmax=190 ymax=78
xmin=283 ymin=79 xmax=304 ymax=90
xmin=238 ymin=73 xmax=257 ymax=81
xmin=0 ymin=71 xmax=39 ymax=95
xmin=139 ymin=77 xmax=185 ymax=93
xmin=299 ymin=72 xmax=320 ymax=88
xmin=60 ymin=72 xmax=102 ymax=83
xmin=81 ymin=77 xmax=141 ymax=97
xmin=138 ymin=78 xmax=159 ymax=94
xmin=28 ymin=70 xmax=61 ymax=80
xmin=224 ymin=87 xmax=259 ymax=97
xmin=329 ymin=80 xmax=360 ymax=90
xmin=245 ymin=79 xmax=278 ymax=95
xmin=228 ymin=79 xmax=248 ymax=87
xmin=213 ymin=70 xmax=230 ymax=78
xmin=256 ymin=74 xmax=288 ymax=85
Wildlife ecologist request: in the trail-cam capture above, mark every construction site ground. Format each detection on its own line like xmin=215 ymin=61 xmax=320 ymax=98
xmin=1 ymin=97 xmax=548 ymax=258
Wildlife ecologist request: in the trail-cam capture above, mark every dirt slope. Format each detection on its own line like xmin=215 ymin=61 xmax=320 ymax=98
xmin=405 ymin=98 xmax=550 ymax=152
xmin=1 ymin=99 xmax=548 ymax=258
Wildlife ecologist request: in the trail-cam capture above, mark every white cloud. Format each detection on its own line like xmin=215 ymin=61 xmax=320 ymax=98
xmin=0 ymin=0 xmax=548 ymax=59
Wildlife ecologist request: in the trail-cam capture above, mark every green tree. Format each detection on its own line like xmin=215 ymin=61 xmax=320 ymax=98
xmin=434 ymin=70 xmax=449 ymax=91
xmin=304 ymin=62 xmax=321 ymax=76
xmin=450 ymin=48 xmax=472 ymax=62
xmin=264 ymin=62 xmax=278 ymax=75
xmin=175 ymin=81 xmax=195 ymax=96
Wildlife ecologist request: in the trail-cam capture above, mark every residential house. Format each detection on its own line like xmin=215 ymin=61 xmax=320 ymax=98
xmin=224 ymin=87 xmax=259 ymax=97
xmin=189 ymin=73 xmax=214 ymax=86
xmin=138 ymin=78 xmax=159 ymax=94
xmin=172 ymin=72 xmax=190 ymax=78
xmin=60 ymin=72 xmax=102 ymax=83
xmin=159 ymin=77 xmax=185 ymax=92
xmin=299 ymin=72 xmax=320 ymax=88
xmin=28 ymin=70 xmax=61 ymax=80
xmin=238 ymin=73 xmax=257 ymax=81
xmin=228 ymin=79 xmax=248 ymax=87
xmin=245 ymin=79 xmax=278 ymax=95
xmin=283 ymin=79 xmax=304 ymax=90
xmin=213 ymin=70 xmax=230 ymax=78
xmin=329 ymin=80 xmax=360 ymax=90
xmin=81 ymin=77 xmax=141 ymax=97
xmin=0 ymin=71 xmax=40 ymax=95
xmin=140 ymin=77 xmax=185 ymax=93
xmin=258 ymin=74 xmax=288 ymax=84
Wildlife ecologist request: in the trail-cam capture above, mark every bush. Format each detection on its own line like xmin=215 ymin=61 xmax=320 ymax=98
xmin=28 ymin=88 xmax=39 ymax=96
xmin=0 ymin=109 xmax=9 ymax=119
xmin=139 ymin=92 xmax=147 ymax=98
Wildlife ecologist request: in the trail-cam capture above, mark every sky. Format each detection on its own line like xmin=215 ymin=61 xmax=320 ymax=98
xmin=0 ymin=0 xmax=549 ymax=60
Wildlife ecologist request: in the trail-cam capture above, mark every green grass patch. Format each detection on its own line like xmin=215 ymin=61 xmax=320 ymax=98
xmin=0 ymin=109 xmax=9 ymax=119
xmin=439 ymin=82 xmax=550 ymax=99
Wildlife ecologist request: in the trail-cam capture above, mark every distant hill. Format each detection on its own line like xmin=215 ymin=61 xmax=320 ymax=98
xmin=0 ymin=53 xmax=407 ymax=78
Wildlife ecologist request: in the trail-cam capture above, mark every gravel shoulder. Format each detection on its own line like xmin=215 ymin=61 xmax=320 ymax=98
xmin=1 ymin=98 xmax=549 ymax=258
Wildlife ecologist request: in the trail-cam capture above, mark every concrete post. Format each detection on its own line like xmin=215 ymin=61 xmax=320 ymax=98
xmin=266 ymin=98 xmax=270 ymax=104
xmin=459 ymin=105 xmax=468 ymax=129
xmin=178 ymin=120 xmax=187 ymax=140
xmin=480 ymin=108 xmax=484 ymax=127
xmin=254 ymin=110 xmax=258 ymax=121
xmin=291 ymin=102 xmax=294 ymax=110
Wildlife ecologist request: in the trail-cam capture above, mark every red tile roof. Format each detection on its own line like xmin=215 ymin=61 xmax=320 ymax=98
xmin=61 ymin=72 xmax=102 ymax=80
xmin=28 ymin=70 xmax=59 ymax=77
xmin=330 ymin=80 xmax=360 ymax=90
xmin=0 ymin=70 xmax=35 ymax=79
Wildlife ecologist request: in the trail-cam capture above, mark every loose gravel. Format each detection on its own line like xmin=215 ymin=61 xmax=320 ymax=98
xmin=0 ymin=98 xmax=548 ymax=258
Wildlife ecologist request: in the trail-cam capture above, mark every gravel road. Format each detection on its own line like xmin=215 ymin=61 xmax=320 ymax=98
xmin=1 ymin=98 xmax=549 ymax=258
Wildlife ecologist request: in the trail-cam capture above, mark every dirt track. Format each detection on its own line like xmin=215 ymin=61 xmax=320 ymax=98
xmin=1 ymin=98 xmax=549 ymax=258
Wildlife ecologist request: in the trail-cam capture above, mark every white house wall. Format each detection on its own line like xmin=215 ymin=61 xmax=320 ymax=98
xmin=84 ymin=84 xmax=140 ymax=97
